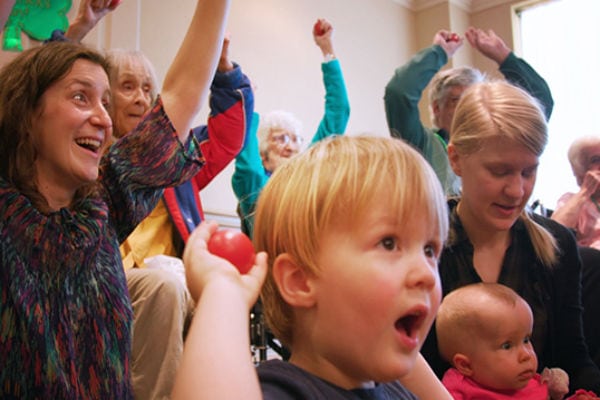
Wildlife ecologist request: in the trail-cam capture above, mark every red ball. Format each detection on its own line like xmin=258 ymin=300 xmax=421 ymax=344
xmin=207 ymin=230 xmax=255 ymax=274
xmin=313 ymin=21 xmax=325 ymax=36
xmin=447 ymin=33 xmax=460 ymax=42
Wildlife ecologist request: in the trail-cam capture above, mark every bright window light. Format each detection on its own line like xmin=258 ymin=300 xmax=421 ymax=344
xmin=518 ymin=0 xmax=600 ymax=211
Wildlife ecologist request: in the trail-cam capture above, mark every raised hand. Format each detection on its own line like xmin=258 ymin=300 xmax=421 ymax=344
xmin=433 ymin=29 xmax=463 ymax=59
xmin=183 ymin=221 xmax=267 ymax=306
xmin=465 ymin=27 xmax=511 ymax=65
xmin=581 ymin=169 xmax=600 ymax=199
xmin=217 ymin=35 xmax=234 ymax=72
xmin=313 ymin=18 xmax=334 ymax=57
xmin=65 ymin=0 xmax=122 ymax=42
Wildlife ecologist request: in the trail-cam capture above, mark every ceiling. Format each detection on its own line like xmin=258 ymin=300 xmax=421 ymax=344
xmin=393 ymin=0 xmax=516 ymax=13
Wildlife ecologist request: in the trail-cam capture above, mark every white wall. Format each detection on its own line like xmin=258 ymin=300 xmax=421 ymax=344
xmin=202 ymin=0 xmax=414 ymax=217
xmin=519 ymin=0 xmax=600 ymax=209
xmin=102 ymin=0 xmax=417 ymax=219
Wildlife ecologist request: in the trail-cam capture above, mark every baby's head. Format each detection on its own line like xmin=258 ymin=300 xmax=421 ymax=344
xmin=254 ymin=135 xmax=448 ymax=386
xmin=436 ymin=283 xmax=538 ymax=390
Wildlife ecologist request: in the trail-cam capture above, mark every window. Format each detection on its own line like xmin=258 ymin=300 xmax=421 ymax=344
xmin=516 ymin=0 xmax=600 ymax=210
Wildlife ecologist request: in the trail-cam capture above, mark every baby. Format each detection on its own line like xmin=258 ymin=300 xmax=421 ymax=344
xmin=436 ymin=282 xmax=570 ymax=399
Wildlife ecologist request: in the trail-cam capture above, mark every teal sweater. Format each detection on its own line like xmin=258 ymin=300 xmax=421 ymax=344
xmin=384 ymin=45 xmax=554 ymax=196
xmin=232 ymin=59 xmax=350 ymax=237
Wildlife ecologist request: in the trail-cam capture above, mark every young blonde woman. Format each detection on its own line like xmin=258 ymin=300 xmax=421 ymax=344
xmin=414 ymin=80 xmax=600 ymax=393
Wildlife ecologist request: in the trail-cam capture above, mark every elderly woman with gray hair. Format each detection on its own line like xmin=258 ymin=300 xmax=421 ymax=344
xmin=552 ymin=136 xmax=600 ymax=250
xmin=232 ymin=18 xmax=350 ymax=239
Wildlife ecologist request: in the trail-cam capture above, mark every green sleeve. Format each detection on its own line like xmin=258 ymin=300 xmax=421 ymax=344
xmin=384 ymin=45 xmax=447 ymax=151
xmin=231 ymin=111 xmax=266 ymax=237
xmin=499 ymin=52 xmax=554 ymax=120
xmin=310 ymin=59 xmax=351 ymax=145
xmin=384 ymin=46 xmax=462 ymax=196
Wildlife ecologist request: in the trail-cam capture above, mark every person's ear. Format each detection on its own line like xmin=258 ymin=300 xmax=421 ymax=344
xmin=453 ymin=353 xmax=473 ymax=376
xmin=272 ymin=253 xmax=316 ymax=308
xmin=447 ymin=143 xmax=462 ymax=176
xmin=432 ymin=99 xmax=442 ymax=124
xmin=260 ymin=149 xmax=269 ymax=162
xmin=432 ymin=99 xmax=440 ymax=116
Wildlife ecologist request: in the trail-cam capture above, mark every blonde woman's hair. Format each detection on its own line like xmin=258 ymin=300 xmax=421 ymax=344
xmin=436 ymin=283 xmax=528 ymax=363
xmin=253 ymin=135 xmax=449 ymax=348
xmin=450 ymin=80 xmax=557 ymax=266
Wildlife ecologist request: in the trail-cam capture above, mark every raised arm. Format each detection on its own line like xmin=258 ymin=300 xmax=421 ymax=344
xmin=192 ymin=36 xmax=254 ymax=190
xmin=172 ymin=221 xmax=267 ymax=400
xmin=64 ymin=0 xmax=121 ymax=42
xmin=161 ymin=0 xmax=230 ymax=143
xmin=384 ymin=30 xmax=459 ymax=148
xmin=0 ymin=0 xmax=15 ymax=35
xmin=311 ymin=18 xmax=350 ymax=143
xmin=466 ymin=27 xmax=554 ymax=119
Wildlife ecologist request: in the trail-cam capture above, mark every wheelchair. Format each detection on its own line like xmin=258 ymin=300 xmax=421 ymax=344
xmin=249 ymin=300 xmax=290 ymax=364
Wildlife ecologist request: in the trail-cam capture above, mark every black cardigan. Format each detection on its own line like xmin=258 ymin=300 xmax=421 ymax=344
xmin=422 ymin=199 xmax=600 ymax=392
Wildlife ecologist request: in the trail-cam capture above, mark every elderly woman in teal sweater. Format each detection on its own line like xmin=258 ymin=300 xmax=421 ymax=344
xmin=232 ymin=18 xmax=350 ymax=238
